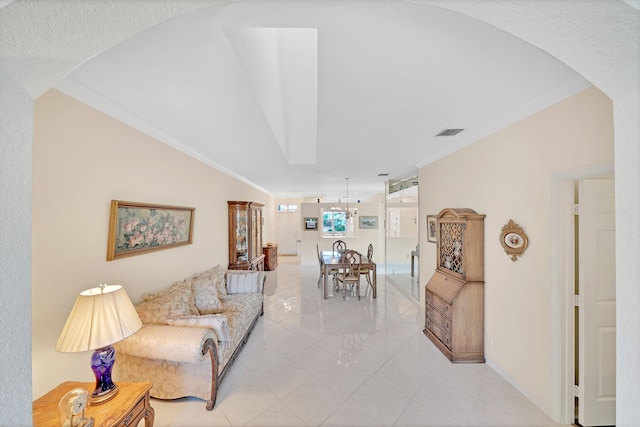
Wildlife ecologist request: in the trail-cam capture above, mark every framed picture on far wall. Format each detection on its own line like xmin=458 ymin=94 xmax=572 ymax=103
xmin=427 ymin=215 xmax=438 ymax=243
xmin=359 ymin=216 xmax=378 ymax=229
xmin=304 ymin=217 xmax=318 ymax=230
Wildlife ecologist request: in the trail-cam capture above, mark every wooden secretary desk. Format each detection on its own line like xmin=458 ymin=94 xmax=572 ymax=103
xmin=228 ymin=201 xmax=265 ymax=270
xmin=423 ymin=208 xmax=485 ymax=363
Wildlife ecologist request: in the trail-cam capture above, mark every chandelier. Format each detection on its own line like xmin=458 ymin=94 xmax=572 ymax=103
xmin=345 ymin=177 xmax=357 ymax=219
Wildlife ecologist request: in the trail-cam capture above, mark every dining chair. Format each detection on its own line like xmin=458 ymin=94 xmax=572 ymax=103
xmin=317 ymin=244 xmax=340 ymax=289
xmin=316 ymin=244 xmax=324 ymax=288
xmin=336 ymin=249 xmax=362 ymax=300
xmin=332 ymin=240 xmax=347 ymax=253
xmin=359 ymin=243 xmax=374 ymax=293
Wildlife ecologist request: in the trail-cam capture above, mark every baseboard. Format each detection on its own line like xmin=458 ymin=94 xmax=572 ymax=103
xmin=484 ymin=355 xmax=555 ymax=422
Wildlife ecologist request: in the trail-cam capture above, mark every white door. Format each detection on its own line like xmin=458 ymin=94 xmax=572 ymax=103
xmin=277 ymin=211 xmax=299 ymax=255
xmin=387 ymin=209 xmax=399 ymax=237
xmin=578 ymin=178 xmax=616 ymax=426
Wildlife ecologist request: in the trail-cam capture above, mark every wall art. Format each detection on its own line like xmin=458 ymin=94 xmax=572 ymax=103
xmin=107 ymin=200 xmax=195 ymax=261
xmin=359 ymin=216 xmax=378 ymax=229
xmin=427 ymin=215 xmax=438 ymax=243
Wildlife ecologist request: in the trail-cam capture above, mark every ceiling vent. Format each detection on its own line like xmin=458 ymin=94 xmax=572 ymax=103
xmin=436 ymin=128 xmax=464 ymax=137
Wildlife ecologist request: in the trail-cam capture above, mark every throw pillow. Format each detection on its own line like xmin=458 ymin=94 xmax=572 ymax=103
xmin=166 ymin=314 xmax=231 ymax=342
xmin=135 ymin=286 xmax=195 ymax=325
xmin=212 ymin=265 xmax=227 ymax=298
xmin=191 ymin=271 xmax=224 ymax=314
xmin=142 ymin=279 xmax=199 ymax=316
xmin=226 ymin=272 xmax=261 ymax=294
xmin=193 ymin=264 xmax=227 ymax=298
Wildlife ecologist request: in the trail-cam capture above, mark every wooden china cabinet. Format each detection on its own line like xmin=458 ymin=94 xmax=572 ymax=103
xmin=228 ymin=201 xmax=264 ymax=270
xmin=423 ymin=208 xmax=485 ymax=363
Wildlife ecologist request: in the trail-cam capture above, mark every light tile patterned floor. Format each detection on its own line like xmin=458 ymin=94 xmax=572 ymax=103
xmin=146 ymin=259 xmax=569 ymax=426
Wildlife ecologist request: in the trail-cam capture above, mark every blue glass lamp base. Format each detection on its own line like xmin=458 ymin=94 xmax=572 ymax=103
xmin=89 ymin=345 xmax=119 ymax=404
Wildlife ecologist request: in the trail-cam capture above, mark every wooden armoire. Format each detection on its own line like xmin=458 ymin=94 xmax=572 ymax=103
xmin=423 ymin=208 xmax=485 ymax=363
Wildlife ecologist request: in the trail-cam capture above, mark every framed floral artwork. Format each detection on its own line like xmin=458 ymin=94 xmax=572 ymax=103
xmin=107 ymin=200 xmax=195 ymax=261
xmin=427 ymin=215 xmax=438 ymax=243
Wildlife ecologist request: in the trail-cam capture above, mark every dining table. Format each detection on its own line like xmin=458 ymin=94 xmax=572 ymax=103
xmin=321 ymin=250 xmax=377 ymax=300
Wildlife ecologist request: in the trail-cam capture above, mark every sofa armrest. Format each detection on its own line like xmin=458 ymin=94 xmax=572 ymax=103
xmin=114 ymin=323 xmax=217 ymax=364
xmin=226 ymin=271 xmax=266 ymax=294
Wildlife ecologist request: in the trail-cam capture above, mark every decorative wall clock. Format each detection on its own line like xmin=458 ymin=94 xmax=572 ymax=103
xmin=500 ymin=219 xmax=528 ymax=261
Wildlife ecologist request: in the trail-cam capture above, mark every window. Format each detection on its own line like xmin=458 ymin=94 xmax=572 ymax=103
xmin=277 ymin=204 xmax=298 ymax=212
xmin=322 ymin=209 xmax=355 ymax=237
xmin=323 ymin=211 xmax=345 ymax=235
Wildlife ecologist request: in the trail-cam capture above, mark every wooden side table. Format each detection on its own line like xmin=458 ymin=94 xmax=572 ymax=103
xmin=263 ymin=244 xmax=278 ymax=271
xmin=33 ymin=381 xmax=154 ymax=427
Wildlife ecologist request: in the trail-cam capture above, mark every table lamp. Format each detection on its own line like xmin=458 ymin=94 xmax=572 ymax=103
xmin=56 ymin=284 xmax=142 ymax=404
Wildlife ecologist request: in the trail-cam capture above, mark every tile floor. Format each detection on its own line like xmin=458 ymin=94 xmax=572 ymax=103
xmin=147 ymin=258 xmax=569 ymax=426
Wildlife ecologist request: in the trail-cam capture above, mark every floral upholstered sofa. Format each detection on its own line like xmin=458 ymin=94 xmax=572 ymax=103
xmin=113 ymin=265 xmax=265 ymax=410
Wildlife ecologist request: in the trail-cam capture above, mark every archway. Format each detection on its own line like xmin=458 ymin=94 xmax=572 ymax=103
xmin=1 ymin=1 xmax=637 ymax=424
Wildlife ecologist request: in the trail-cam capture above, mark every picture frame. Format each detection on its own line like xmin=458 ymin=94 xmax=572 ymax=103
xmin=107 ymin=200 xmax=195 ymax=261
xmin=304 ymin=217 xmax=318 ymax=230
xmin=427 ymin=215 xmax=438 ymax=243
xmin=359 ymin=216 xmax=378 ymax=229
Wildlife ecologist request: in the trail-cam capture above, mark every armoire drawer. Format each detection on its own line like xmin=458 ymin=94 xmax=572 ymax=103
xmin=442 ymin=332 xmax=452 ymax=349
xmin=442 ymin=316 xmax=452 ymax=333
xmin=431 ymin=323 xmax=443 ymax=341
xmin=430 ymin=306 xmax=443 ymax=327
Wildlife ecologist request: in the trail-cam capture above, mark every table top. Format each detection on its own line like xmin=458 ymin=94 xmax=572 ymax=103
xmin=321 ymin=250 xmax=343 ymax=263
xmin=33 ymin=381 xmax=152 ymax=427
xmin=321 ymin=250 xmax=375 ymax=266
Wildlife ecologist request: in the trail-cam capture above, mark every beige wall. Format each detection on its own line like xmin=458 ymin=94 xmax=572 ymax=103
xmin=418 ymin=86 xmax=613 ymax=414
xmin=31 ymin=89 xmax=273 ymax=397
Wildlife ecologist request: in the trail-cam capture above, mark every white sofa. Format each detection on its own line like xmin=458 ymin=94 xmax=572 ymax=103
xmin=114 ymin=266 xmax=265 ymax=410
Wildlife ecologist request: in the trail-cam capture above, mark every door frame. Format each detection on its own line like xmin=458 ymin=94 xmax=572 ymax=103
xmin=550 ymin=162 xmax=614 ymax=423
xmin=276 ymin=210 xmax=300 ymax=256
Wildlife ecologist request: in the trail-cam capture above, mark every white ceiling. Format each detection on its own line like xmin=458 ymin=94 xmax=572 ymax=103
xmin=54 ymin=0 xmax=591 ymax=202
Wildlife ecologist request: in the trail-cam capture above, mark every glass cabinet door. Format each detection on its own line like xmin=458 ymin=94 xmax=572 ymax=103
xmin=228 ymin=201 xmax=263 ymax=270
xmin=235 ymin=207 xmax=249 ymax=263
xmin=250 ymin=205 xmax=263 ymax=261
xmin=228 ymin=201 xmax=250 ymax=269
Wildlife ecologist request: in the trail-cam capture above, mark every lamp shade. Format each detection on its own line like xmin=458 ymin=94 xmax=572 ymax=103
xmin=56 ymin=285 xmax=142 ymax=353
